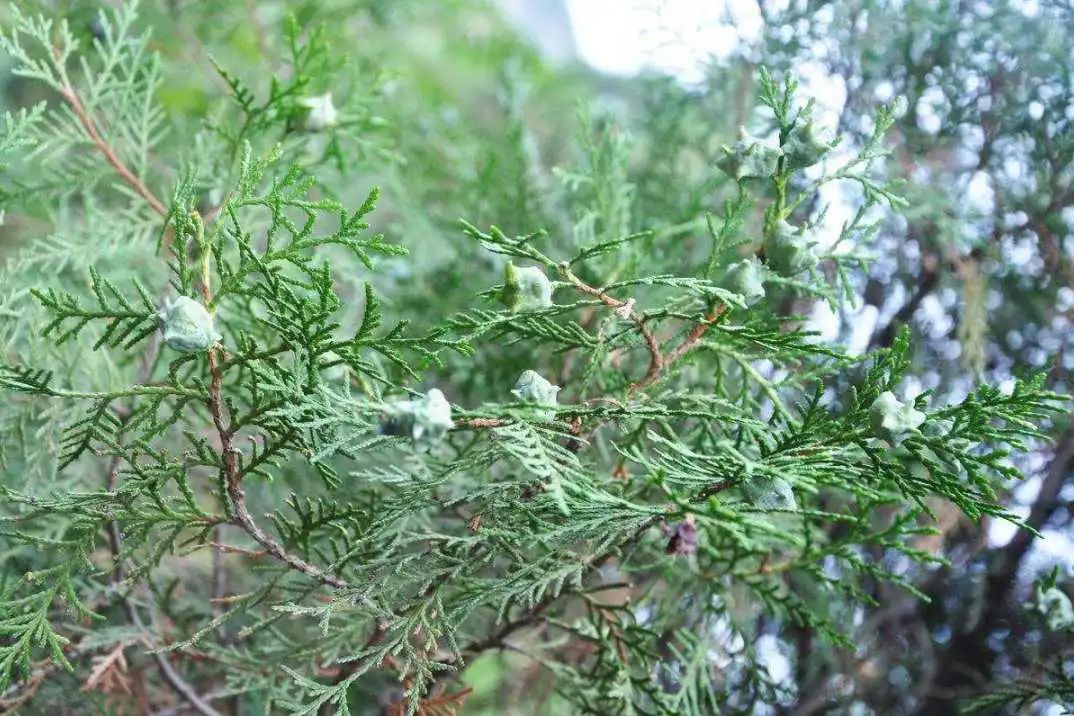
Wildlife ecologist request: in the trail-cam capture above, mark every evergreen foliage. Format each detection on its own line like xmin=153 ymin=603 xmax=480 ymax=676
xmin=0 ymin=2 xmax=1068 ymax=714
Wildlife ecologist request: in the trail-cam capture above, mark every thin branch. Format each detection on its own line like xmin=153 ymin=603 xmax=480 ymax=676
xmin=455 ymin=417 xmax=508 ymax=429
xmin=107 ymin=469 xmax=222 ymax=716
xmin=224 ymin=476 xmax=349 ymax=588
xmin=633 ymin=306 xmax=729 ymax=392
xmin=150 ymin=689 xmax=233 ymax=716
xmin=0 ymin=669 xmax=45 ymax=714
xmin=557 ymin=264 xmax=730 ymax=392
xmin=135 ymin=609 xmax=222 ymax=716
xmin=206 ymin=541 xmax=266 ymax=558
xmin=558 ymin=264 xmax=664 ymax=387
xmin=55 ymin=60 xmax=168 ymax=217
xmin=443 ymin=478 xmax=735 ymax=666
xmin=662 ymin=306 xmax=728 ymax=366
xmin=188 ymin=213 xmax=350 ymax=590
xmin=868 ymin=250 xmax=940 ymax=351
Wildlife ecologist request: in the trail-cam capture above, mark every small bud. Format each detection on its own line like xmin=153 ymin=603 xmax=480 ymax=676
xmin=511 ymin=369 xmax=560 ymax=422
xmin=764 ymin=221 xmax=818 ymax=275
xmin=742 ymin=476 xmax=796 ymax=510
xmin=892 ymin=95 xmax=909 ymax=119
xmin=499 ymin=262 xmax=553 ymax=312
xmin=922 ymin=418 xmax=953 ymax=438
xmin=716 ymin=127 xmax=782 ymax=182
xmin=299 ymin=92 xmax=338 ymax=131
xmin=381 ymin=388 xmax=454 ymax=451
xmin=869 ymin=391 xmax=926 ymax=444
xmin=783 ymin=121 xmax=835 ymax=170
xmin=158 ymin=296 xmax=221 ymax=353
xmin=1034 ymin=583 xmax=1074 ymax=632
xmin=719 ymin=256 xmax=766 ymax=306
xmin=665 ymin=515 xmax=699 ymax=556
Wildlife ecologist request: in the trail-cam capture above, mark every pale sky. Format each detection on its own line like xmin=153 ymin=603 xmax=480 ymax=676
xmin=566 ymin=0 xmax=764 ymax=83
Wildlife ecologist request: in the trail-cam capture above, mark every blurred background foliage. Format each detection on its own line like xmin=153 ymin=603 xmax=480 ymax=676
xmin=1 ymin=0 xmax=1071 ymax=713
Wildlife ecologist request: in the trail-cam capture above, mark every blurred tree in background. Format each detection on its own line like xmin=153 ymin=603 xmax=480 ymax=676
xmin=0 ymin=0 xmax=1070 ymax=714
xmin=752 ymin=2 xmax=1074 ymax=713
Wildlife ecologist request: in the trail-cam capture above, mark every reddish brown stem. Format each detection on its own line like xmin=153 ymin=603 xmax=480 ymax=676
xmin=559 ymin=267 xmax=664 ymax=389
xmin=195 ymin=236 xmax=349 ymax=590
xmin=223 ymin=458 xmax=349 ymax=589
xmin=559 ymin=265 xmax=729 ymax=393
xmin=57 ymin=81 xmax=168 ymax=217
xmin=630 ymin=305 xmax=729 ymax=392
xmin=663 ymin=307 xmax=727 ymax=365
xmin=456 ymin=417 xmax=509 ymax=429
xmin=208 ymin=343 xmax=348 ymax=588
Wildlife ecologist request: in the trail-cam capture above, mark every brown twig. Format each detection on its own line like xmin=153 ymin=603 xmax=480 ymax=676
xmin=225 ymin=473 xmax=349 ymax=588
xmin=206 ymin=541 xmax=267 ymax=558
xmin=43 ymin=40 xmax=328 ymax=714
xmin=557 ymin=264 xmax=729 ymax=393
xmin=188 ymin=214 xmax=350 ymax=591
xmin=81 ymin=643 xmax=131 ymax=695
xmin=55 ymin=64 xmax=168 ymax=218
xmin=558 ymin=265 xmax=664 ymax=388
xmin=386 ymin=686 xmax=473 ymax=716
xmin=455 ymin=269 xmax=729 ymax=435
xmin=455 ymin=417 xmax=508 ymax=429
xmin=662 ymin=306 xmax=728 ymax=367
xmin=632 ymin=306 xmax=729 ymax=392
xmin=208 ymin=339 xmax=349 ymax=588
xmin=597 ymin=607 xmax=629 ymax=664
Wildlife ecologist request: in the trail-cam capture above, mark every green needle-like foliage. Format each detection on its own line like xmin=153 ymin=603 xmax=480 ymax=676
xmin=0 ymin=2 xmax=1067 ymax=715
